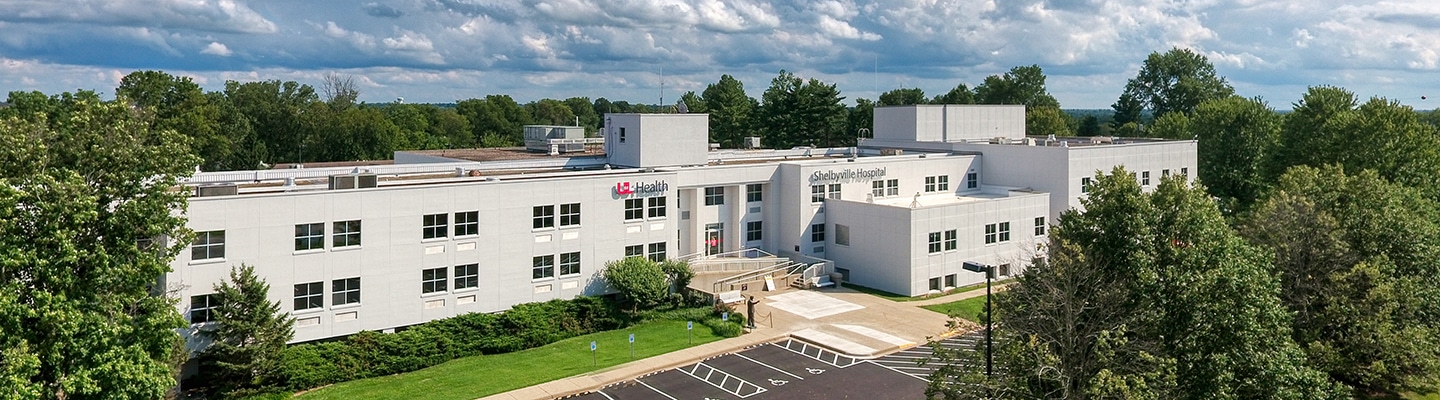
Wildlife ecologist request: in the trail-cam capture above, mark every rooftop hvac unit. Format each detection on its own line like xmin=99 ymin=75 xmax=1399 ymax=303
xmin=195 ymin=184 xmax=238 ymax=197
xmin=880 ymin=148 xmax=904 ymax=156
xmin=744 ymin=137 xmax=762 ymax=149
xmin=329 ymin=173 xmax=378 ymax=190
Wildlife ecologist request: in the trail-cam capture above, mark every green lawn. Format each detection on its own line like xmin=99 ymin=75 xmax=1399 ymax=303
xmin=844 ymin=280 xmax=1009 ymax=302
xmin=292 ymin=319 xmax=727 ymax=400
xmin=921 ymin=295 xmax=989 ymax=322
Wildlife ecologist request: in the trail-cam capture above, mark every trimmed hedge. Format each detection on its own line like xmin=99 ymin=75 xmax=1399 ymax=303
xmin=279 ymin=296 xmax=626 ymax=391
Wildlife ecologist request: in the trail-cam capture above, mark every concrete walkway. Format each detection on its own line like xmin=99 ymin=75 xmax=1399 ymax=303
xmin=479 ymin=284 xmax=998 ymax=400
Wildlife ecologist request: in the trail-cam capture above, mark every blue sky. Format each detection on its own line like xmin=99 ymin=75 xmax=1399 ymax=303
xmin=2 ymin=0 xmax=1439 ymax=109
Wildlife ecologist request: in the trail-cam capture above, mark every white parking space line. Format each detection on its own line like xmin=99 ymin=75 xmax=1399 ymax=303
xmin=734 ymin=353 xmax=805 ymax=380
xmin=867 ymin=360 xmax=932 ymax=382
xmin=635 ymin=379 xmax=679 ymax=400
xmin=594 ymin=390 xmax=616 ymax=400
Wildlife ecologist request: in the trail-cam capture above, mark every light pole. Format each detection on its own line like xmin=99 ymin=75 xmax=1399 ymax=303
xmin=962 ymin=261 xmax=994 ymax=379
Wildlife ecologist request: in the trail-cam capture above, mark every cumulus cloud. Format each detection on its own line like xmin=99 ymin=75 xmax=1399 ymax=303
xmin=0 ymin=0 xmax=277 ymax=34
xmin=8 ymin=0 xmax=1440 ymax=109
xmin=200 ymin=42 xmax=233 ymax=56
xmin=364 ymin=2 xmax=406 ymax=18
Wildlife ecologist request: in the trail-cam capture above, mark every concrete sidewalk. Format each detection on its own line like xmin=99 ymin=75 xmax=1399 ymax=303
xmin=478 ymin=284 xmax=986 ymax=400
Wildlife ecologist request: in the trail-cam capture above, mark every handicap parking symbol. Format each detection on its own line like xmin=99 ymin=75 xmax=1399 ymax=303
xmin=807 ymin=367 xmax=826 ymax=375
xmin=769 ymin=379 xmax=789 ymax=386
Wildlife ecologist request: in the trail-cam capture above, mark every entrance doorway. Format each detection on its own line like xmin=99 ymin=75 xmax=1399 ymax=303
xmin=705 ymin=223 xmax=724 ymax=255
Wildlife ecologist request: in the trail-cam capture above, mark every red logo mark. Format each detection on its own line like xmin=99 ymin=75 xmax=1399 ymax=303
xmin=615 ymin=182 xmax=634 ymax=195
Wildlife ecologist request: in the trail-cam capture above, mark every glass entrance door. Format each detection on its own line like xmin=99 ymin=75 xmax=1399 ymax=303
xmin=705 ymin=223 xmax=724 ymax=256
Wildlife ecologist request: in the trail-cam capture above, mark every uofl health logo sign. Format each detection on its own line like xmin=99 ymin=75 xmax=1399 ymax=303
xmin=614 ymin=180 xmax=670 ymax=196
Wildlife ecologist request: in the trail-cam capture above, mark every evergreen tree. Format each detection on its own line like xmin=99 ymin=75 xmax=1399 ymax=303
xmin=195 ymin=265 xmax=295 ymax=398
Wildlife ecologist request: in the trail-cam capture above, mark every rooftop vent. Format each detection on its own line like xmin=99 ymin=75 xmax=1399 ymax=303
xmin=195 ymin=184 xmax=238 ymax=197
xmin=329 ymin=173 xmax=378 ymax=190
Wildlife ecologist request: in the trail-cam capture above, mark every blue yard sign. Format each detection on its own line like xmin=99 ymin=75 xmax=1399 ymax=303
xmin=590 ymin=341 xmax=596 ymax=351
xmin=629 ymin=333 xmax=635 ymax=343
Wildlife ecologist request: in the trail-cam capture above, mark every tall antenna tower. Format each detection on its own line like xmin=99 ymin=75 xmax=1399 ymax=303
xmin=659 ymin=66 xmax=665 ymax=112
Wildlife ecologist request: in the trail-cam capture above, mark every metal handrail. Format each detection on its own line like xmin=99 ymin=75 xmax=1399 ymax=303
xmin=710 ymin=260 xmax=809 ymax=293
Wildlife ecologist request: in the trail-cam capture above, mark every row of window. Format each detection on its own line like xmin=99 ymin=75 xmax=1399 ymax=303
xmin=927 ymin=264 xmax=1012 ymax=291
xmin=1081 ymin=168 xmax=1188 ymax=193
xmin=623 ymin=242 xmax=669 ymax=262
xmin=533 ymin=203 xmax=582 ymax=230
xmin=925 ymin=217 xmax=1045 ymax=254
xmin=811 ymin=173 xmax=980 ymax=204
xmin=623 ymin=197 xmax=668 ymax=220
xmin=701 ymin=184 xmax=766 ymax=206
xmin=194 ymin=220 xmax=365 ymax=261
xmin=530 ymin=252 xmax=582 ymax=280
xmin=421 ymin=211 xmax=481 ymax=239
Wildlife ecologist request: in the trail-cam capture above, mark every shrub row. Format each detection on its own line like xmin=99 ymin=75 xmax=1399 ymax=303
xmin=278 ymin=296 xmax=626 ymax=391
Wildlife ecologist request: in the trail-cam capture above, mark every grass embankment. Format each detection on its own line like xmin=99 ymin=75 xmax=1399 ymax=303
xmin=921 ymin=296 xmax=989 ymax=323
xmin=844 ymin=279 xmax=1011 ymax=302
xmin=293 ymin=319 xmax=726 ymax=400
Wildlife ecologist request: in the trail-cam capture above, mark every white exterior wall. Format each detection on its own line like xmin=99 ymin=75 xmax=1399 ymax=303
xmin=174 ymin=171 xmax=678 ymax=343
xmin=604 ymin=114 xmax=708 ymax=168
xmin=872 ymin=105 xmax=1026 ymax=143
xmin=826 ymin=190 xmax=1049 ymax=296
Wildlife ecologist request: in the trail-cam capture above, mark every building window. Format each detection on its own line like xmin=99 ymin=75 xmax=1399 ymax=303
xmin=625 ymin=244 xmax=644 ymax=258
xmin=559 ymin=252 xmax=581 ymax=276
xmin=747 ymin=184 xmax=763 ymax=202
xmin=811 ymin=185 xmax=826 ymax=203
xmin=835 ymin=224 xmax=850 ymax=246
xmin=966 ymin=172 xmax=978 ymax=189
xmin=1035 ymin=217 xmax=1047 ymax=236
xmin=455 ymin=211 xmax=479 ymax=236
xmin=1162 ymin=169 xmax=1171 ymax=178
xmin=618 ymin=127 xmax=626 ymax=143
xmin=999 ymin=263 xmax=1012 ymax=277
xmin=929 ymin=277 xmax=942 ymax=291
xmin=999 ymin=222 xmax=1011 ymax=242
xmin=423 ymin=213 xmax=448 ymax=239
xmin=422 ymin=267 xmax=448 ymax=293
xmin=1142 ymin=171 xmax=1151 ymax=186
xmin=191 ymin=230 xmax=225 ymax=261
xmin=295 ymin=223 xmax=324 ymax=251
xmin=828 ymin=184 xmax=842 ymax=199
xmin=945 ymin=274 xmax=957 ymax=288
xmin=985 ymin=223 xmax=998 ymax=244
xmin=886 ymin=179 xmax=899 ymax=196
xmin=532 ymin=205 xmax=555 ymax=229
xmin=294 ymin=282 xmax=323 ymax=311
xmin=1081 ymin=177 xmax=1092 ymax=193
xmin=333 ymin=220 xmax=362 ymax=248
xmin=872 ymin=180 xmax=885 ymax=197
xmin=925 ymin=175 xmax=950 ymax=192
xmin=455 ymin=264 xmax=479 ymax=290
xmin=944 ymin=229 xmax=958 ymax=251
xmin=532 ymin=255 xmax=555 ymax=279
xmin=189 ymin=294 xmax=218 ymax=324
xmin=1181 ymin=167 xmax=1188 ymax=177
xmin=746 ymin=221 xmax=763 ymax=242
xmin=648 ymin=242 xmax=667 ymax=262
xmin=625 ymin=198 xmax=644 ymax=220
xmin=811 ymin=224 xmax=826 ymax=242
xmin=332 ymin=277 xmax=360 ymax=306
xmin=559 ymin=203 xmax=581 ymax=227
xmin=928 ymin=232 xmax=942 ymax=253
xmin=648 ymin=196 xmax=667 ymax=218
xmin=704 ymin=187 xmax=725 ymax=206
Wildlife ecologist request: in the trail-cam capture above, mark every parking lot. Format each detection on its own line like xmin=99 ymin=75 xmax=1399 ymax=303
xmin=564 ymin=338 xmax=928 ymax=400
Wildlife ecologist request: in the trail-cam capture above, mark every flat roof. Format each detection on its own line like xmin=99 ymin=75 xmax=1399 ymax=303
xmin=402 ymin=146 xmax=606 ymax=162
xmin=866 ymin=188 xmax=1045 ymax=208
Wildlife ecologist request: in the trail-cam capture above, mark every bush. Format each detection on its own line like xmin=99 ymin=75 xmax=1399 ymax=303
xmin=278 ymin=296 xmax=628 ymax=391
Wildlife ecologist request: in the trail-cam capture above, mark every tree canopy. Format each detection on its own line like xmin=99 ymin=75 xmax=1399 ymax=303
xmin=1119 ymin=48 xmax=1235 ymax=117
xmin=0 ymin=90 xmax=199 ymax=399
xmin=700 ymin=75 xmax=757 ymax=148
xmin=758 ymin=70 xmax=849 ymax=148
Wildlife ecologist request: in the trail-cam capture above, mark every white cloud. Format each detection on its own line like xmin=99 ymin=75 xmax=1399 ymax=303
xmin=0 ymin=0 xmax=277 ymax=34
xmin=201 ymin=42 xmax=233 ymax=56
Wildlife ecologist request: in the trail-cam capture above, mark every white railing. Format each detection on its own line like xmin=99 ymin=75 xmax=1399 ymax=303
xmin=710 ymin=260 xmax=810 ymax=293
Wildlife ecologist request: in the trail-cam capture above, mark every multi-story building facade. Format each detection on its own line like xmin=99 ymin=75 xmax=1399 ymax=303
xmin=169 ymin=105 xmax=1196 ymax=344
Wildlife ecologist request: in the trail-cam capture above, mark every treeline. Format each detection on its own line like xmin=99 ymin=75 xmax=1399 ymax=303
xmin=4 ymin=64 xmax=1083 ymax=172
xmin=928 ymin=48 xmax=1440 ymax=399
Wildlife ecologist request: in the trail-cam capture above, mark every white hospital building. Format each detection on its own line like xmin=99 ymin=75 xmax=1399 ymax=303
xmin=169 ymin=105 xmax=1196 ymax=344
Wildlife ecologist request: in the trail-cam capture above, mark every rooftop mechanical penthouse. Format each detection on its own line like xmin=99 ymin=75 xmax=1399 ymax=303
xmin=169 ymin=104 xmax=1196 ymax=345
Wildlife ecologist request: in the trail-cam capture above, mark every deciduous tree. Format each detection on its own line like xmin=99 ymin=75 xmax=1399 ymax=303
xmin=878 ymin=88 xmax=926 ymax=106
xmin=0 ymin=91 xmax=198 ymax=399
xmin=1191 ymin=96 xmax=1280 ymax=212
xmin=1242 ymin=166 xmax=1440 ymax=396
xmin=1118 ymin=48 xmax=1235 ymax=117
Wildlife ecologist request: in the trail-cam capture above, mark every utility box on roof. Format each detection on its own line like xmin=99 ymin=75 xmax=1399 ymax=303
xmin=603 ymin=113 xmax=709 ymax=168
